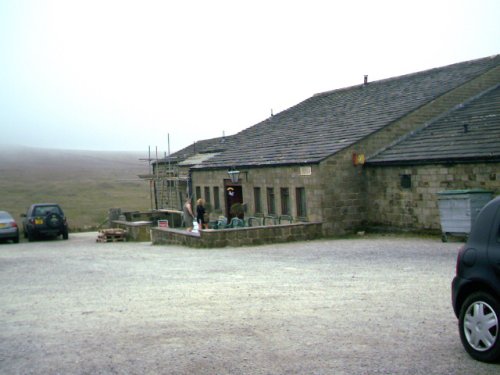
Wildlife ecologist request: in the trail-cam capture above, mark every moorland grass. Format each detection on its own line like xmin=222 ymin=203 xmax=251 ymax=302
xmin=0 ymin=146 xmax=151 ymax=231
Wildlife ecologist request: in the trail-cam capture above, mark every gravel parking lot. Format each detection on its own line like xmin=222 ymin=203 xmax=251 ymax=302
xmin=0 ymin=233 xmax=498 ymax=374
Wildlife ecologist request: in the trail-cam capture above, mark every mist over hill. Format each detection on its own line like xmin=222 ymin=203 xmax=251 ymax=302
xmin=0 ymin=145 xmax=152 ymax=230
xmin=0 ymin=144 xmax=146 ymax=173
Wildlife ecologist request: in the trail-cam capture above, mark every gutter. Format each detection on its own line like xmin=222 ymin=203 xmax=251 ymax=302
xmin=366 ymin=155 xmax=500 ymax=167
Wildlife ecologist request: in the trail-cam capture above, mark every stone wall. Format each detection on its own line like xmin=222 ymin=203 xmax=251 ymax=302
xmin=318 ymin=151 xmax=366 ymax=235
xmin=190 ymin=165 xmax=323 ymax=222
xmin=112 ymin=220 xmax=153 ymax=241
xmin=364 ymin=162 xmax=500 ymax=231
xmin=151 ymin=222 xmax=323 ymax=248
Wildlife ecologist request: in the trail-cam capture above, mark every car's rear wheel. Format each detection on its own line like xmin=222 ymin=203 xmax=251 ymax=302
xmin=459 ymin=292 xmax=500 ymax=362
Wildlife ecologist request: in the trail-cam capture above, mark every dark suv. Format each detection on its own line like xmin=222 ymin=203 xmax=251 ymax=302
xmin=22 ymin=203 xmax=69 ymax=241
xmin=452 ymin=195 xmax=500 ymax=362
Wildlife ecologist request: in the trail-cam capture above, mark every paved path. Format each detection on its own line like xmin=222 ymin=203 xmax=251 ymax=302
xmin=0 ymin=233 xmax=498 ymax=374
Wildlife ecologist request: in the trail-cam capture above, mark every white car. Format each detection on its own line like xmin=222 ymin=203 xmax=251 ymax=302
xmin=0 ymin=211 xmax=20 ymax=244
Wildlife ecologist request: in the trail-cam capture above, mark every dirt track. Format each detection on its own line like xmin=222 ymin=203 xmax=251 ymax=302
xmin=0 ymin=233 xmax=498 ymax=374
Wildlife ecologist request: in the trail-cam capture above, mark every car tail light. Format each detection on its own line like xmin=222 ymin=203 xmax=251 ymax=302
xmin=11 ymin=221 xmax=18 ymax=228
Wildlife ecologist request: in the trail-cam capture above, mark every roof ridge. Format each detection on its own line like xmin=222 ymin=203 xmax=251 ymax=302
xmin=314 ymin=54 xmax=499 ymax=98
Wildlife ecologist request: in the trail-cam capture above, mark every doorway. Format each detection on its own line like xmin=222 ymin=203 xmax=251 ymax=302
xmin=225 ymin=184 xmax=243 ymax=220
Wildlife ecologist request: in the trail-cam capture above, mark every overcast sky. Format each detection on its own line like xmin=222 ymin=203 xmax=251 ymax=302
xmin=0 ymin=0 xmax=499 ymax=154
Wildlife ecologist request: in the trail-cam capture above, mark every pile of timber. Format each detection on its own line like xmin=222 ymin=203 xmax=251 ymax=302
xmin=96 ymin=228 xmax=127 ymax=243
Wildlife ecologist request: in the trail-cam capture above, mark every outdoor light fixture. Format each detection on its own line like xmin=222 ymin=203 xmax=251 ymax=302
xmin=227 ymin=168 xmax=240 ymax=183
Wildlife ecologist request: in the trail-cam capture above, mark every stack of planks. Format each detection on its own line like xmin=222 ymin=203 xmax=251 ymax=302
xmin=96 ymin=228 xmax=127 ymax=243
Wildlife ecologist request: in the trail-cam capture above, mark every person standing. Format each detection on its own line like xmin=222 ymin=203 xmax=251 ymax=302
xmin=182 ymin=197 xmax=195 ymax=232
xmin=196 ymin=198 xmax=208 ymax=230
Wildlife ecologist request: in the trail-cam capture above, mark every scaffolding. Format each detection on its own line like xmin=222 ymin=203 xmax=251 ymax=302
xmin=139 ymin=145 xmax=188 ymax=211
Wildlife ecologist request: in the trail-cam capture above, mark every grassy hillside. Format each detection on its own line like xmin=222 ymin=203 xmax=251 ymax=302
xmin=0 ymin=146 xmax=152 ymax=231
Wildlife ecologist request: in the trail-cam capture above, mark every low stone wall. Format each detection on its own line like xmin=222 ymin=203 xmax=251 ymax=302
xmin=151 ymin=222 xmax=323 ymax=248
xmin=112 ymin=220 xmax=152 ymax=242
xmin=110 ymin=209 xmax=183 ymax=228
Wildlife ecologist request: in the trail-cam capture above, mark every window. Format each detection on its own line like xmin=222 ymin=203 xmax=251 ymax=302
xmin=204 ymin=186 xmax=211 ymax=204
xmin=296 ymin=187 xmax=307 ymax=217
xmin=267 ymin=188 xmax=275 ymax=215
xmin=195 ymin=186 xmax=201 ymax=201
xmin=280 ymin=188 xmax=290 ymax=215
xmin=401 ymin=174 xmax=412 ymax=189
xmin=254 ymin=187 xmax=262 ymax=213
xmin=213 ymin=187 xmax=220 ymax=210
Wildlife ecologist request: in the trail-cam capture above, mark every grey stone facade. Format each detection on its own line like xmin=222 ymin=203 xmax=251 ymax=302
xmin=365 ymin=163 xmax=499 ymax=232
xmin=192 ymin=164 xmax=322 ymax=223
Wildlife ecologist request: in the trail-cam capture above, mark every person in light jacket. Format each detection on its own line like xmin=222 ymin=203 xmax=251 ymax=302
xmin=182 ymin=197 xmax=195 ymax=232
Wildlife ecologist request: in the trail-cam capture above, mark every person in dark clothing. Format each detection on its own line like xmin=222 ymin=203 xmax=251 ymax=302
xmin=196 ymin=198 xmax=208 ymax=230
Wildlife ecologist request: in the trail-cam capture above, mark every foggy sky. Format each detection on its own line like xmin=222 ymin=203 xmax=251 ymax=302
xmin=0 ymin=0 xmax=499 ymax=154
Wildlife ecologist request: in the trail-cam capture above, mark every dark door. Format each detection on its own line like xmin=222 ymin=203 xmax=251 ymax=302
xmin=225 ymin=185 xmax=243 ymax=220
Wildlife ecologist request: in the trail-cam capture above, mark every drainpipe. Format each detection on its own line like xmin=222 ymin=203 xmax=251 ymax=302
xmin=153 ymin=180 xmax=158 ymax=210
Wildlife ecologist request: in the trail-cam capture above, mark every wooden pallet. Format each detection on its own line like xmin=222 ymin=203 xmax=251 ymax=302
xmin=96 ymin=228 xmax=127 ymax=243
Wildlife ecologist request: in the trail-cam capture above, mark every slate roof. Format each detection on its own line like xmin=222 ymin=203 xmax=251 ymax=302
xmin=171 ymin=55 xmax=499 ymax=170
xmin=367 ymin=84 xmax=500 ymax=165
xmin=154 ymin=135 xmax=232 ymax=165
xmin=178 ymin=152 xmax=221 ymax=167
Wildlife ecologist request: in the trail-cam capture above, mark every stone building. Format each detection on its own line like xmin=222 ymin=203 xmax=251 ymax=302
xmin=365 ymin=84 xmax=500 ymax=232
xmin=153 ymin=55 xmax=500 ymax=236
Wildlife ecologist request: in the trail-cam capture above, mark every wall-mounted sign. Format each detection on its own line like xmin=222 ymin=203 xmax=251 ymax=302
xmin=300 ymin=166 xmax=312 ymax=176
xmin=352 ymin=153 xmax=365 ymax=166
